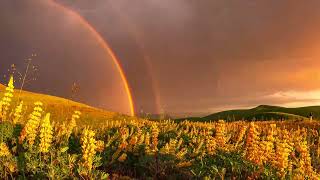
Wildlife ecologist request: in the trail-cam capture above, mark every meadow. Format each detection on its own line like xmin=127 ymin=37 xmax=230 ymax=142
xmin=0 ymin=77 xmax=320 ymax=179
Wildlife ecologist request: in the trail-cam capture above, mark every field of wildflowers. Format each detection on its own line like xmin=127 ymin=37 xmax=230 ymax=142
xmin=0 ymin=77 xmax=320 ymax=179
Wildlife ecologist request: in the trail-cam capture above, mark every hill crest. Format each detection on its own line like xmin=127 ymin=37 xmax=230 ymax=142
xmin=177 ymin=104 xmax=318 ymax=122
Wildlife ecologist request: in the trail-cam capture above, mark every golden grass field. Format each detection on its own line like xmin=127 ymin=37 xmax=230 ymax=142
xmin=0 ymin=77 xmax=320 ymax=179
xmin=0 ymin=83 xmax=136 ymax=128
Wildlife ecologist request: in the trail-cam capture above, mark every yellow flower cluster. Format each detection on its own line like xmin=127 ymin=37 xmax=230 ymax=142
xmin=96 ymin=119 xmax=320 ymax=178
xmin=0 ymin=142 xmax=11 ymax=157
xmin=169 ymin=138 xmax=177 ymax=154
xmin=66 ymin=111 xmax=80 ymax=137
xmin=13 ymin=101 xmax=24 ymax=124
xmin=295 ymin=140 xmax=315 ymax=176
xmin=22 ymin=101 xmax=43 ymax=145
xmin=144 ymin=132 xmax=152 ymax=154
xmin=54 ymin=122 xmax=67 ymax=142
xmin=257 ymin=124 xmax=276 ymax=164
xmin=120 ymin=127 xmax=129 ymax=142
xmin=215 ymin=120 xmax=226 ymax=147
xmin=160 ymin=143 xmax=170 ymax=154
xmin=0 ymin=142 xmax=17 ymax=173
xmin=81 ymin=128 xmax=97 ymax=171
xmin=193 ymin=139 xmax=204 ymax=156
xmin=137 ymin=131 xmax=145 ymax=146
xmin=176 ymin=148 xmax=188 ymax=160
xmin=151 ymin=124 xmax=159 ymax=151
xmin=205 ymin=137 xmax=216 ymax=155
xmin=39 ymin=113 xmax=53 ymax=153
xmin=128 ymin=136 xmax=138 ymax=152
xmin=245 ymin=122 xmax=261 ymax=164
xmin=160 ymin=138 xmax=177 ymax=155
xmin=273 ymin=139 xmax=293 ymax=178
xmin=144 ymin=132 xmax=150 ymax=146
xmin=0 ymin=76 xmax=14 ymax=121
xmin=176 ymin=138 xmax=183 ymax=150
xmin=235 ymin=125 xmax=247 ymax=146
xmin=96 ymin=140 xmax=105 ymax=153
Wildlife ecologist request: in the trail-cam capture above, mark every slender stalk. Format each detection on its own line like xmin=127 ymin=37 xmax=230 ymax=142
xmin=18 ymin=60 xmax=31 ymax=98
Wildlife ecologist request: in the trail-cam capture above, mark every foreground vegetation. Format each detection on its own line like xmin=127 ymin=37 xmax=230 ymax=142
xmin=0 ymin=77 xmax=320 ymax=179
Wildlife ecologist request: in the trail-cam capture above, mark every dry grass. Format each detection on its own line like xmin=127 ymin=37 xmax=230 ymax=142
xmin=0 ymin=84 xmax=133 ymax=128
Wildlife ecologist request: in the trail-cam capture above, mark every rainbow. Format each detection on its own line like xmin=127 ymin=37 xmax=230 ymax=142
xmin=107 ymin=2 xmax=163 ymax=114
xmin=47 ymin=0 xmax=135 ymax=116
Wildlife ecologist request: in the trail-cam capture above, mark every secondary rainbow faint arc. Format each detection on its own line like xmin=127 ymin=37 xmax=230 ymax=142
xmin=107 ymin=2 xmax=163 ymax=114
xmin=48 ymin=0 xmax=135 ymax=116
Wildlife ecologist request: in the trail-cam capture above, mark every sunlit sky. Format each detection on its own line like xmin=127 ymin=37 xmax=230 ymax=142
xmin=1 ymin=0 xmax=320 ymax=116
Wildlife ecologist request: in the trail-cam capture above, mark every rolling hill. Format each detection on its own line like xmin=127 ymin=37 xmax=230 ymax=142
xmin=0 ymin=84 xmax=135 ymax=127
xmin=177 ymin=105 xmax=319 ymax=122
xmin=1 ymin=83 xmax=318 ymax=124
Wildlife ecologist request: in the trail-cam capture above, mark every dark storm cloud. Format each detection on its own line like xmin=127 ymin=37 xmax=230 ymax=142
xmin=2 ymin=0 xmax=320 ymax=116
xmin=101 ymin=0 xmax=320 ymax=115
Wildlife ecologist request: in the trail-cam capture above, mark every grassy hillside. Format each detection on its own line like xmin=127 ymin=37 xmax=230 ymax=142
xmin=178 ymin=105 xmax=318 ymax=122
xmin=0 ymin=84 xmax=134 ymax=127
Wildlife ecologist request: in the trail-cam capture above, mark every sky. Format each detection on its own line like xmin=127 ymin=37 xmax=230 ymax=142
xmin=1 ymin=0 xmax=320 ymax=117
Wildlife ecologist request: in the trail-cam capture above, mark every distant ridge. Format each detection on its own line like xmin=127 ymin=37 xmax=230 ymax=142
xmin=176 ymin=104 xmax=319 ymax=122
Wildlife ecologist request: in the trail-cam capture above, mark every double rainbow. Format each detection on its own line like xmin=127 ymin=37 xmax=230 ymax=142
xmin=48 ymin=0 xmax=135 ymax=116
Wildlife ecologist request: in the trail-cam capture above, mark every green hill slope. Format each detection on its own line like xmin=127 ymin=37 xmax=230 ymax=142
xmin=178 ymin=105 xmax=317 ymax=122
xmin=0 ymin=84 xmax=134 ymax=127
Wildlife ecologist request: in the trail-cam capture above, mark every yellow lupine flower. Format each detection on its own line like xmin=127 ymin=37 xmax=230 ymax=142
xmin=151 ymin=124 xmax=159 ymax=151
xmin=129 ymin=135 xmax=138 ymax=146
xmin=55 ymin=122 xmax=67 ymax=142
xmin=257 ymin=124 xmax=276 ymax=164
xmin=176 ymin=138 xmax=183 ymax=150
xmin=160 ymin=143 xmax=170 ymax=154
xmin=5 ymin=162 xmax=16 ymax=173
xmin=39 ymin=113 xmax=53 ymax=153
xmin=13 ymin=101 xmax=23 ymax=124
xmin=119 ymin=127 xmax=129 ymax=141
xmin=81 ymin=128 xmax=97 ymax=171
xmin=245 ymin=122 xmax=261 ymax=164
xmin=206 ymin=137 xmax=217 ymax=155
xmin=0 ymin=76 xmax=14 ymax=120
xmin=66 ymin=111 xmax=80 ymax=138
xmin=215 ymin=120 xmax=226 ymax=147
xmin=168 ymin=138 xmax=177 ymax=155
xmin=273 ymin=139 xmax=293 ymax=178
xmin=259 ymin=140 xmax=274 ymax=165
xmin=193 ymin=139 xmax=204 ymax=155
xmin=0 ymin=142 xmax=11 ymax=157
xmin=235 ymin=125 xmax=247 ymax=146
xmin=22 ymin=101 xmax=43 ymax=145
xmin=145 ymin=132 xmax=150 ymax=146
xmin=137 ymin=133 xmax=145 ymax=145
xmin=96 ymin=140 xmax=105 ymax=153
xmin=295 ymin=140 xmax=315 ymax=176
xmin=176 ymin=148 xmax=188 ymax=160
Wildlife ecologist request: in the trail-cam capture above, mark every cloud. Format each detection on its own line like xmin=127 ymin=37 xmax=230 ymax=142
xmin=2 ymin=0 xmax=320 ymax=115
